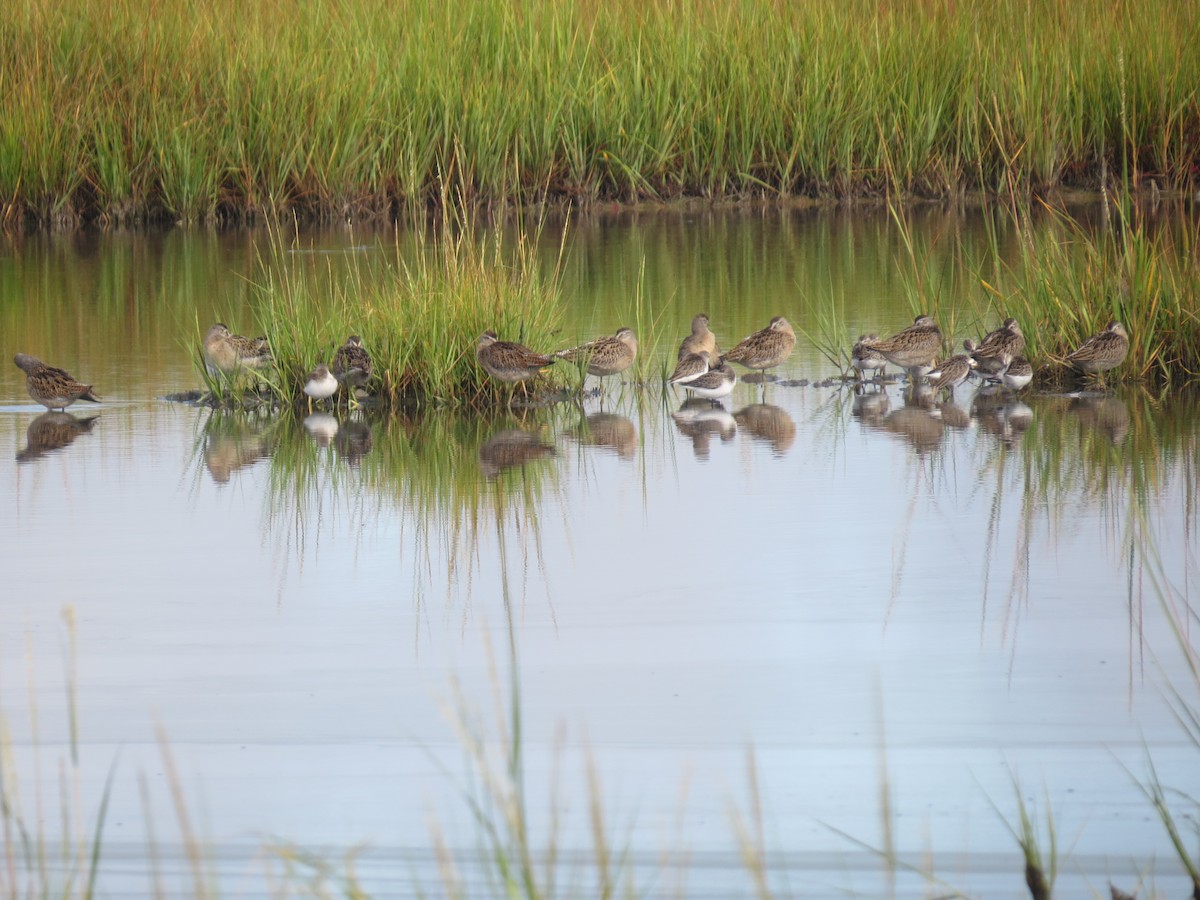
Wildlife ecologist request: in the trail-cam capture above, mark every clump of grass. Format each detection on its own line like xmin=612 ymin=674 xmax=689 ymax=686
xmin=4 ymin=0 xmax=1200 ymax=228
xmin=984 ymin=775 xmax=1058 ymax=900
xmin=196 ymin=213 xmax=568 ymax=409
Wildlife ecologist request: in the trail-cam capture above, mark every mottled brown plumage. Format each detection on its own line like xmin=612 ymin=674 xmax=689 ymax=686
xmin=16 ymin=411 xmax=99 ymax=463
xmin=1068 ymin=320 xmax=1129 ymax=376
xmin=851 ymin=334 xmax=887 ymax=380
xmin=871 ymin=315 xmax=942 ymax=371
xmin=927 ymin=354 xmax=977 ymax=394
xmin=203 ymin=323 xmax=272 ymax=374
xmin=680 ymin=356 xmax=736 ymax=399
xmin=968 ymin=318 xmax=1025 ymax=376
xmin=724 ymin=316 xmax=796 ymax=373
xmin=668 ymin=350 xmax=712 ymax=386
xmin=13 ymin=353 xmax=101 ymax=411
xmin=556 ymin=327 xmax=638 ymax=378
xmin=332 ymin=335 xmax=373 ymax=388
xmin=678 ymin=313 xmax=721 ymax=361
xmin=475 ymin=331 xmax=555 ymax=384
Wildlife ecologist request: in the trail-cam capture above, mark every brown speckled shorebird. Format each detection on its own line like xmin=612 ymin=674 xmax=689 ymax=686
xmin=851 ymin=334 xmax=887 ymax=381
xmin=475 ymin=331 xmax=555 ymax=403
xmin=871 ymin=315 xmax=943 ymax=376
xmin=724 ymin=316 xmax=796 ymax=380
xmin=555 ymin=327 xmax=638 ymax=391
xmin=1068 ymin=321 xmax=1129 ymax=382
xmin=678 ymin=313 xmax=721 ymax=361
xmin=203 ymin=323 xmax=272 ymax=375
xmin=668 ymin=350 xmax=711 ymax=387
xmin=332 ymin=335 xmax=373 ymax=391
xmin=926 ymin=353 xmax=977 ymax=396
xmin=995 ymin=356 xmax=1033 ymax=391
xmin=13 ymin=354 xmax=101 ymax=411
xmin=967 ymin=318 xmax=1024 ymax=376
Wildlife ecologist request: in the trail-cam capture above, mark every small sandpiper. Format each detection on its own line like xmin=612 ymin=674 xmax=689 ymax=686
xmin=333 ymin=335 xmax=374 ymax=390
xmin=1068 ymin=320 xmax=1129 ymax=381
xmin=851 ymin=334 xmax=887 ymax=381
xmin=680 ymin=356 xmax=737 ymax=400
xmin=303 ymin=363 xmax=339 ymax=411
xmin=926 ymin=353 xmax=977 ymax=396
xmin=871 ymin=315 xmax=942 ymax=377
xmin=668 ymin=350 xmax=711 ymax=386
xmin=475 ymin=331 xmax=555 ymax=403
xmin=724 ymin=316 xmax=796 ymax=379
xmin=993 ymin=356 xmax=1033 ymax=391
xmin=677 ymin=313 xmax=721 ymax=361
xmin=13 ymin=353 xmax=101 ymax=411
xmin=967 ymin=318 xmax=1024 ymax=376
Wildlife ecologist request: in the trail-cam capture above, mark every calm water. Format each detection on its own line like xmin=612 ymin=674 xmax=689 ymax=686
xmin=1 ymin=210 xmax=1198 ymax=898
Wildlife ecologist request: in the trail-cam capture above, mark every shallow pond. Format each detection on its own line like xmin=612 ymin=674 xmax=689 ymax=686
xmin=1 ymin=209 xmax=1198 ymax=898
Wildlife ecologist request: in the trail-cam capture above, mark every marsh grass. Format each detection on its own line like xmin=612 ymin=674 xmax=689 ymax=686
xmin=194 ymin=213 xmax=569 ymax=409
xmin=4 ymin=0 xmax=1200 ymax=228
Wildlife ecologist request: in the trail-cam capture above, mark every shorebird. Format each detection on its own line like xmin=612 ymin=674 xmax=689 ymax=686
xmin=302 ymin=363 xmax=339 ymax=412
xmin=967 ymin=318 xmax=1024 ymax=376
xmin=332 ymin=335 xmax=373 ymax=393
xmin=1068 ymin=320 xmax=1129 ymax=382
xmin=926 ymin=354 xmax=977 ymax=396
xmin=991 ymin=356 xmax=1033 ymax=392
xmin=725 ymin=316 xmax=796 ymax=380
xmin=678 ymin=313 xmax=721 ymax=361
xmin=555 ymin=327 xmax=638 ymax=390
xmin=668 ymin=350 xmax=711 ymax=387
xmin=13 ymin=354 xmax=101 ymax=411
xmin=851 ymin=334 xmax=887 ymax=381
xmin=680 ymin=356 xmax=737 ymax=400
xmin=870 ymin=315 xmax=942 ymax=376
xmin=475 ymin=331 xmax=555 ymax=403
xmin=203 ymin=323 xmax=272 ymax=375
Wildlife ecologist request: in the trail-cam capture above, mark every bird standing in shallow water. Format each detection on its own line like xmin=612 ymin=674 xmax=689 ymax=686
xmin=555 ymin=327 xmax=638 ymax=393
xmin=990 ymin=356 xmax=1033 ymax=392
xmin=13 ymin=354 xmax=101 ymax=411
xmin=1068 ymin=321 xmax=1129 ymax=383
xmin=303 ymin=364 xmax=338 ymax=412
xmin=668 ymin=350 xmax=711 ymax=387
xmin=870 ymin=315 xmax=943 ymax=377
xmin=926 ymin=354 xmax=977 ymax=396
xmin=333 ymin=335 xmax=373 ymax=392
xmin=967 ymin=318 xmax=1024 ymax=377
xmin=475 ymin=331 xmax=555 ymax=404
xmin=678 ymin=313 xmax=721 ymax=361
xmin=680 ymin=356 xmax=737 ymax=400
xmin=724 ymin=316 xmax=796 ymax=381
xmin=851 ymin=334 xmax=887 ymax=381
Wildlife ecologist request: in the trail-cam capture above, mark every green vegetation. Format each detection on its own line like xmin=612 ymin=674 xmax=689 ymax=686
xmin=3 ymin=0 xmax=1199 ymax=228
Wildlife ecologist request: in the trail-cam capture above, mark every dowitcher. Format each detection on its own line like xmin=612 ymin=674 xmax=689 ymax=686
xmin=871 ymin=315 xmax=942 ymax=374
xmin=332 ymin=335 xmax=373 ymax=389
xmin=203 ymin=323 xmax=272 ymax=375
xmin=1068 ymin=320 xmax=1129 ymax=379
xmin=724 ymin=316 xmax=796 ymax=377
xmin=475 ymin=331 xmax=555 ymax=403
xmin=668 ymin=350 xmax=711 ymax=386
xmin=926 ymin=354 xmax=977 ymax=395
xmin=680 ymin=356 xmax=736 ymax=400
xmin=967 ymin=318 xmax=1024 ymax=376
xmin=678 ymin=313 xmax=721 ymax=361
xmin=851 ymin=334 xmax=887 ymax=381
xmin=13 ymin=354 xmax=101 ymax=411
xmin=303 ymin=363 xmax=339 ymax=412
xmin=556 ymin=326 xmax=638 ymax=387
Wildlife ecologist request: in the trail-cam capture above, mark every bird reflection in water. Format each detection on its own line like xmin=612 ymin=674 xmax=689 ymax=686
xmin=202 ymin=412 xmax=275 ymax=484
xmin=671 ymin=399 xmax=736 ymax=460
xmin=971 ymin=389 xmax=1033 ymax=449
xmin=851 ymin=385 xmax=890 ymax=427
xmin=16 ymin=411 xmax=99 ymax=464
xmin=880 ymin=384 xmax=944 ymax=454
xmin=478 ymin=426 xmax=556 ymax=479
xmin=1070 ymin=395 xmax=1130 ymax=444
xmin=733 ymin=403 xmax=796 ymax=456
xmin=334 ymin=417 xmax=373 ymax=467
xmin=303 ymin=412 xmax=339 ymax=448
xmin=572 ymin=412 xmax=637 ymax=460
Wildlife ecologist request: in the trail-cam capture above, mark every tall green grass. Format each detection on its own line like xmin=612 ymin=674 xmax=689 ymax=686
xmin=3 ymin=0 xmax=1199 ymax=227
